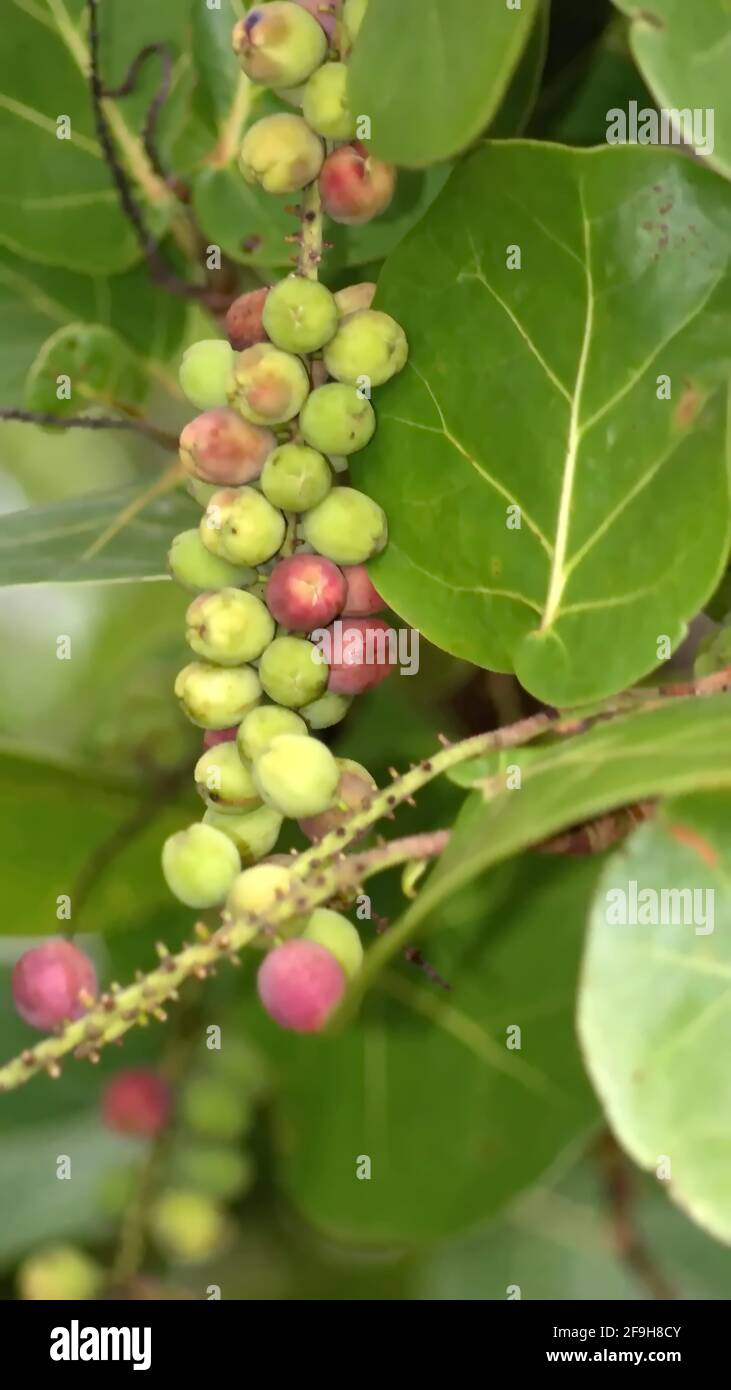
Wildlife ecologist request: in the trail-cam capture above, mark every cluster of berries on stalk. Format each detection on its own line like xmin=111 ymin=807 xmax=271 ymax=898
xmin=165 ymin=0 xmax=407 ymax=1033
xmin=9 ymin=0 xmax=402 ymax=1049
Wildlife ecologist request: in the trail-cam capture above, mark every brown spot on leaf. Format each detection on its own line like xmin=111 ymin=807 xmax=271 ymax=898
xmin=674 ymin=383 xmax=703 ymax=430
xmin=668 ymin=823 xmax=718 ymax=868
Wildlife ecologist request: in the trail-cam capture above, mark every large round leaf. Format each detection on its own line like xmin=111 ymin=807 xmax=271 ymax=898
xmin=612 ymin=0 xmax=731 ymax=184
xmin=358 ymin=142 xmax=731 ymax=706
xmin=348 ymin=0 xmax=539 ymax=166
xmin=579 ymin=791 xmax=731 ymax=1244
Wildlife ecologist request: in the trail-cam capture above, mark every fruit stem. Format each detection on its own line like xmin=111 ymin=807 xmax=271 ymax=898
xmin=298 ymin=180 xmax=324 ymax=280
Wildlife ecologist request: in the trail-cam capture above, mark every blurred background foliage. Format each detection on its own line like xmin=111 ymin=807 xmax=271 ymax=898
xmin=0 ymin=0 xmax=729 ymax=1300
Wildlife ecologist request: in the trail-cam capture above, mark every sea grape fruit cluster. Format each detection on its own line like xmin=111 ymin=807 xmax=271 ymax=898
xmin=157 ymin=0 xmax=407 ymax=1034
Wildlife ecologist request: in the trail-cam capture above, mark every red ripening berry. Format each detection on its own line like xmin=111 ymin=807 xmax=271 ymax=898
xmin=225 ymin=286 xmax=270 ymax=351
xmin=266 ymin=554 xmax=346 ymax=632
xmin=257 ymin=939 xmax=346 ymax=1033
xmin=203 ymin=726 xmax=240 ymax=750
xmin=102 ymin=1069 xmax=172 ymax=1137
xmin=293 ymin=0 xmax=340 ymax=39
xmin=12 ymin=939 xmax=97 ymax=1031
xmin=326 ymin=617 xmax=393 ymax=694
xmin=341 ymin=565 xmax=383 ymax=617
xmin=319 ymin=142 xmax=397 ymax=225
xmin=179 ymin=409 xmax=274 ymax=487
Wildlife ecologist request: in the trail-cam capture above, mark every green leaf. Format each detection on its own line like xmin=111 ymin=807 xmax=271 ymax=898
xmin=354 ymin=696 xmax=731 ymax=993
xmin=0 ymin=485 xmax=198 ymax=586
xmin=612 ymin=0 xmax=731 ymax=183
xmin=192 ymin=162 xmax=451 ymax=273
xmin=347 ymin=0 xmax=539 ymax=166
xmin=0 ymin=1110 xmax=143 ymax=1266
xmin=0 ymin=750 xmax=191 ymax=938
xmin=359 ymin=143 xmax=731 ymax=706
xmin=191 ymin=0 xmax=246 ymax=126
xmin=264 ymin=855 xmax=598 ymax=1243
xmin=0 ymin=246 xmax=186 ymax=405
xmin=24 ymin=324 xmax=147 ymax=417
xmin=488 ymin=0 xmax=550 ymax=140
xmin=578 ymin=790 xmax=731 ymax=1243
xmin=0 ymin=2 xmax=150 ymax=272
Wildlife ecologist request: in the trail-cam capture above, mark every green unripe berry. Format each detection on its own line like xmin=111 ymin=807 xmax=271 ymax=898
xmin=181 ymin=1074 xmax=251 ymax=1142
xmin=194 ymin=743 xmax=261 ymax=813
xmin=174 ymin=1143 xmax=254 ymax=1202
xmin=17 ymin=1245 xmax=101 ymax=1301
xmin=324 ymin=309 xmax=409 ymax=387
xmin=216 ymin=1036 xmax=274 ymax=1099
xmin=260 ymin=443 xmax=332 ymax=512
xmin=300 ymin=383 xmax=376 ymax=455
xmin=258 ymin=635 xmax=328 ymax=707
xmin=233 ymin=4 xmax=327 ymax=88
xmin=303 ymin=908 xmax=364 ymax=979
xmin=237 ymin=704 xmax=308 ymax=761
xmin=253 ymin=733 xmax=339 ymax=817
xmin=302 ymin=486 xmax=387 ymax=564
xmin=186 ymin=588 xmax=275 ymax=665
xmin=96 ymin=1164 xmax=140 ymax=1219
xmin=225 ymin=862 xmax=304 ymax=938
xmin=239 ymin=113 xmax=324 ymax=195
xmin=231 ymin=343 xmax=311 ymax=426
xmin=203 ymin=804 xmax=283 ymax=865
xmin=262 ymin=276 xmax=338 ymax=354
xmin=343 ymin=0 xmax=368 ymax=42
xmin=200 ymin=487 xmax=286 ymax=567
xmin=168 ymin=530 xmax=256 ymax=594
xmin=162 ymin=822 xmax=240 ymax=907
xmin=179 ymin=340 xmax=235 ymax=410
xmin=334 ymin=282 xmax=376 ymax=317
xmin=302 ymin=62 xmax=356 ymax=139
xmin=149 ymin=1189 xmax=228 ymax=1264
xmin=301 ymin=690 xmax=352 ymax=729
xmin=175 ymin=661 xmax=261 ymax=729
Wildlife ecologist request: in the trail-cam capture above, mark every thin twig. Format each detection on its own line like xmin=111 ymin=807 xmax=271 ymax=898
xmin=0 ymin=408 xmax=178 ymax=450
xmin=595 ymin=1131 xmax=677 ymax=1300
xmin=86 ymin=0 xmax=224 ymax=308
xmin=101 ymin=43 xmax=174 ymax=187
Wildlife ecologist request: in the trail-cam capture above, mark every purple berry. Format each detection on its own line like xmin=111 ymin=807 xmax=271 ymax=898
xmin=257 ymin=939 xmax=345 ymax=1032
xmin=12 ymin=939 xmax=97 ymax=1031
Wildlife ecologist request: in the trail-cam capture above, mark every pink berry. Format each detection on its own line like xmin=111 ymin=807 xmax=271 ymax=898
xmin=203 ymin=726 xmax=239 ymax=749
xmin=102 ymin=1069 xmax=172 ymax=1137
xmin=319 ymin=142 xmax=396 ymax=226
xmin=225 ymin=287 xmax=270 ymax=351
xmin=326 ymin=617 xmax=393 ymax=694
xmin=293 ymin=0 xmax=340 ymax=39
xmin=179 ymin=409 xmax=275 ymax=487
xmin=266 ymin=554 xmax=346 ymax=632
xmin=12 ymin=940 xmax=97 ymax=1031
xmin=341 ymin=565 xmax=383 ymax=616
xmin=257 ymin=939 xmax=345 ymax=1033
